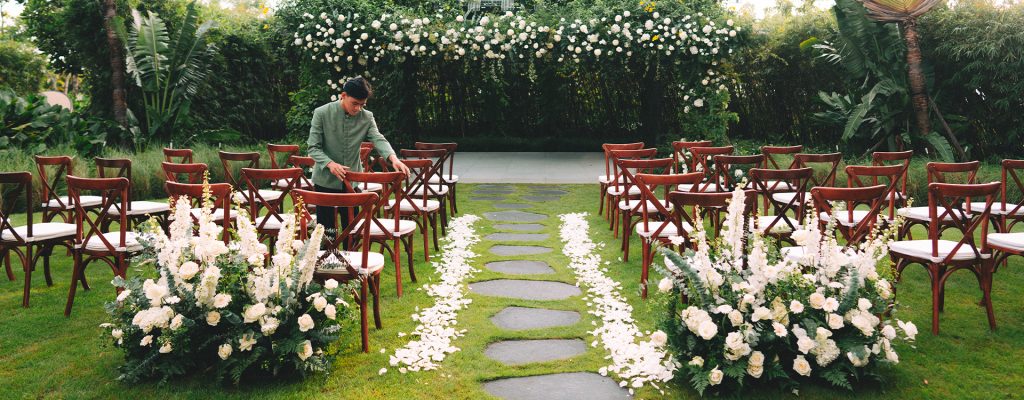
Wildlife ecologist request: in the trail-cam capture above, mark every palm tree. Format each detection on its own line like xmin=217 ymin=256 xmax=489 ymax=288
xmin=857 ymin=0 xmax=941 ymax=143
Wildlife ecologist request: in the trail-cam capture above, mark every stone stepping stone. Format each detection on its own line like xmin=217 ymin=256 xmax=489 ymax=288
xmin=484 ymin=211 xmax=547 ymax=222
xmin=490 ymin=245 xmax=552 ymax=256
xmin=469 ymin=279 xmax=581 ymax=300
xmin=523 ymin=196 xmax=561 ymax=202
xmin=491 ymin=306 xmax=580 ymax=330
xmin=476 ymin=184 xmax=508 ymax=189
xmin=484 ymin=372 xmax=631 ymax=400
xmin=471 ymin=196 xmax=507 ymax=201
xmin=493 ymin=203 xmax=532 ymax=209
xmin=485 ymin=260 xmax=555 ymax=275
xmin=485 ymin=339 xmax=587 ymax=366
xmin=529 ymin=189 xmax=569 ymax=195
xmin=493 ymin=223 xmax=545 ymax=232
xmin=485 ymin=233 xmax=549 ymax=242
xmin=475 ymin=189 xmax=515 ymax=194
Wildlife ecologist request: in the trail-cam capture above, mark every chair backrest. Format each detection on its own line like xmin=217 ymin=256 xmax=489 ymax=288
xmin=402 ymin=158 xmax=442 ymax=201
xmin=761 ymin=145 xmax=803 ymax=169
xmin=927 ymin=182 xmax=1001 ymax=263
xmin=163 ymin=148 xmax=193 ymax=164
xmin=95 ymin=157 xmax=135 ymax=205
xmin=415 ymin=142 xmax=458 ymax=181
xmin=0 ymin=172 xmax=34 ymax=242
xmin=164 ymin=181 xmax=233 ymax=243
xmin=288 ymin=155 xmax=316 ymax=188
xmin=846 ymin=164 xmax=906 ymax=220
xmin=240 ymin=167 xmax=301 ymax=231
xmin=607 ymin=148 xmax=659 ymax=191
xmin=162 ymin=162 xmax=208 ymax=184
xmin=345 ymin=171 xmax=406 ymax=234
xmin=602 ymin=142 xmax=645 ymax=180
xmin=66 ymin=175 xmax=129 ymax=253
xmin=750 ymin=167 xmax=814 ymax=233
xmin=401 ymin=148 xmax=449 ymax=184
xmin=292 ymin=189 xmax=379 ymax=270
xmin=360 ymin=141 xmax=391 ymax=172
xmin=34 ymin=155 xmax=74 ymax=210
xmin=671 ymin=140 xmax=713 ymax=173
xmin=811 ymin=185 xmax=887 ymax=244
xmin=633 ymin=172 xmax=704 ymax=239
xmin=691 ymin=146 xmax=735 ymax=192
xmin=927 ymin=161 xmax=979 ymax=185
xmin=219 ymin=151 xmax=260 ymax=190
xmin=871 ymin=150 xmax=913 ymax=195
xmin=616 ymin=158 xmax=675 ymax=205
xmin=714 ymin=154 xmax=765 ymax=191
xmin=667 ymin=189 xmax=758 ymax=240
xmin=793 ymin=152 xmax=842 ymax=188
xmin=267 ymin=144 xmax=300 ymax=169
xmin=998 ymin=159 xmax=1024 ymax=218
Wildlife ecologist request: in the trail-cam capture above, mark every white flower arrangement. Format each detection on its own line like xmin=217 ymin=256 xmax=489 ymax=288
xmin=656 ymin=187 xmax=916 ymax=395
xmin=388 ymin=215 xmax=480 ymax=373
xmin=559 ymin=213 xmax=676 ymax=395
xmin=102 ymin=181 xmax=354 ymax=384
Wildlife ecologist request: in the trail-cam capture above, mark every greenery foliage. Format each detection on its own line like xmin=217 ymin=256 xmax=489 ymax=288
xmin=0 ymin=39 xmax=47 ymax=94
xmin=0 ymin=88 xmax=111 ymax=156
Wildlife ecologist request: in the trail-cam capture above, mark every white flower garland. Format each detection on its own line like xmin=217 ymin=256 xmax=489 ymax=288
xmin=386 ymin=215 xmax=481 ymax=373
xmin=559 ymin=213 xmax=676 ymax=395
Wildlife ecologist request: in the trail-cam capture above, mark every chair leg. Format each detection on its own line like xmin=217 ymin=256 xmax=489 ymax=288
xmin=431 ymin=214 xmax=440 ymax=252
xmin=405 ymin=236 xmax=416 ymax=282
xmin=65 ymin=251 xmax=83 ymax=317
xmin=4 ymin=249 xmax=14 ymax=281
xmin=393 ymin=238 xmax=403 ymax=298
xmin=22 ymin=245 xmax=33 ymax=307
xmin=641 ymin=240 xmax=651 ymax=299
xmin=421 ymin=217 xmax=430 ymax=262
xmin=372 ymin=274 xmax=382 ymax=329
xmin=929 ymin=263 xmax=942 ymax=335
xmin=359 ymin=279 xmax=370 ymax=353
xmin=978 ymin=261 xmax=997 ymax=331
xmin=598 ymin=184 xmax=606 ymax=216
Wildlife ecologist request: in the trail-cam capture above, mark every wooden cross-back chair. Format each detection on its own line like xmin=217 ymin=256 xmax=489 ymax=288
xmin=668 ymin=190 xmax=759 ymax=244
xmin=164 ymin=181 xmax=234 ymax=243
xmin=360 ymin=141 xmax=391 ymax=172
xmin=713 ymin=154 xmax=765 ymax=192
xmin=383 ymin=158 xmax=443 ymax=256
xmin=218 ymin=151 xmax=261 ymax=192
xmin=400 ymin=149 xmax=451 ymax=230
xmin=683 ymin=146 xmax=735 ymax=193
xmin=813 ymin=185 xmax=888 ymax=244
xmin=599 ymin=142 xmax=645 ymax=216
xmin=671 ymin=140 xmax=713 ymax=173
xmin=761 ymin=145 xmax=803 ymax=170
xmin=631 ymin=172 xmax=704 ymax=298
xmin=965 ymin=159 xmax=1024 ymax=233
xmin=267 ymin=144 xmax=312 ymax=190
xmin=34 ymin=156 xmax=102 ymax=223
xmin=162 ymin=161 xmax=208 ymax=184
xmin=294 ymin=189 xmax=383 ymax=353
xmin=240 ymin=167 xmax=301 ymax=246
xmin=872 ymin=150 xmax=913 ymax=206
xmin=95 ymin=157 xmax=171 ymax=232
xmin=750 ymin=167 xmax=813 ymax=241
xmin=414 ymin=142 xmax=459 ymax=216
xmin=889 ymin=181 xmax=1001 ymax=335
xmin=64 ymin=175 xmax=142 ymax=317
xmin=344 ymin=171 xmax=419 ymax=298
xmin=605 ymin=148 xmax=658 ymax=226
xmin=615 ymin=157 xmax=676 ymax=258
xmin=768 ymin=152 xmax=843 ymax=212
xmin=898 ymin=161 xmax=980 ymax=239
xmin=846 ymin=164 xmax=906 ymax=222
xmin=0 ymin=171 xmax=76 ymax=307
xmin=162 ymin=148 xmax=193 ymax=164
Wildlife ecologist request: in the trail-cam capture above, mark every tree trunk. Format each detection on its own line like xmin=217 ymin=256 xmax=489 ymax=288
xmin=901 ymin=19 xmax=930 ymax=140
xmin=102 ymin=0 xmax=128 ymax=127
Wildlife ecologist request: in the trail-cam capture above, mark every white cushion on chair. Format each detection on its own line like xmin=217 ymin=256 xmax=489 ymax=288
xmin=897 ymin=206 xmax=970 ymax=222
xmin=106 ymin=201 xmax=170 ymax=216
xmin=184 ymin=208 xmax=237 ymax=221
xmin=44 ymin=195 xmax=103 ymax=209
xmin=771 ymin=192 xmax=802 ymax=205
xmin=607 ymin=186 xmax=642 ymax=196
xmin=385 ymin=198 xmax=441 ymax=212
xmin=409 ymin=185 xmax=450 ymax=197
xmin=761 ymin=180 xmax=794 ymax=191
xmin=0 ymin=222 xmax=76 ymax=243
xmin=598 ymin=175 xmax=626 ymax=184
xmin=254 ymin=213 xmax=310 ymax=231
xmin=79 ymin=231 xmax=143 ymax=252
xmin=819 ymin=210 xmax=875 ymax=227
xmin=317 ymin=250 xmax=386 ymax=274
xmin=988 ymin=233 xmax=1024 ymax=252
xmin=966 ymin=202 xmax=1024 ymax=216
xmin=635 ymin=222 xmax=693 ymax=238
xmin=272 ymin=178 xmax=312 ymax=189
xmin=750 ymin=215 xmax=802 ymax=233
xmin=428 ymin=174 xmax=459 ymax=183
xmin=617 ymin=200 xmax=672 ymax=212
xmin=889 ymin=239 xmax=987 ymax=262
xmin=676 ymin=183 xmax=722 ymax=192
xmin=358 ymin=182 xmax=384 ymax=192
xmin=352 ymin=219 xmax=418 ymax=236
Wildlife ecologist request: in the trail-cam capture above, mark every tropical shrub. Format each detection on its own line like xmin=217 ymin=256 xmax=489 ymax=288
xmin=0 ymin=88 xmax=111 ymax=156
xmin=0 ymin=40 xmax=48 ymax=94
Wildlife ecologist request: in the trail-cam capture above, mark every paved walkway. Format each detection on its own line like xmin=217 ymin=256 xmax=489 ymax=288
xmin=452 ymin=152 xmax=602 ymax=183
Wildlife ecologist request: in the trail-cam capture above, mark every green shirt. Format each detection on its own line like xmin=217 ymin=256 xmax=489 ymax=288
xmin=306 ymin=101 xmax=396 ymax=189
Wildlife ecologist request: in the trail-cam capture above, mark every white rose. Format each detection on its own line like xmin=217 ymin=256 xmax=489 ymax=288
xmin=809 ymin=292 xmax=826 ymax=309
xmin=169 ymin=314 xmax=184 ymax=330
xmin=371 ymin=20 xmax=381 ymax=29
xmin=898 ymin=320 xmax=918 ymax=340
xmin=881 ymin=324 xmax=897 ymax=340
xmin=297 ymin=340 xmax=314 ymax=360
xmin=793 ymin=355 xmax=812 ymax=376
xmin=697 ymin=320 xmax=718 ymax=340
xmin=749 ymin=351 xmax=765 ymax=366
xmin=772 ymin=322 xmax=788 ymax=337
xmin=313 ymin=296 xmax=328 ymax=312
xmin=827 ymin=313 xmax=844 ymax=329
xmin=657 ymin=278 xmax=673 ymax=293
xmin=747 ymin=363 xmax=764 ymax=378
xmin=689 ymin=356 xmax=704 ymax=367
xmin=159 ymin=342 xmax=172 ymax=354
xmin=140 ymin=335 xmax=153 ymax=347
xmin=822 ymin=297 xmax=839 ymax=313
xmin=178 ymin=261 xmax=199 ymax=280
xmin=218 ymin=343 xmax=233 ymax=360
xmin=261 ymin=317 xmax=280 ymax=335
xmin=324 ymin=279 xmax=339 ymax=290
xmin=751 ymin=307 xmax=772 ymax=322
xmin=298 ymin=314 xmax=315 ymax=332
xmin=877 ymin=279 xmax=892 ymax=299
xmin=850 ymin=314 xmax=874 ymax=336
xmin=708 ymin=367 xmax=724 ymax=385
xmin=650 ymin=330 xmax=668 ymax=346
xmin=325 ymin=304 xmax=337 ymax=320
xmin=213 ymin=294 xmax=231 ymax=309
xmin=207 ymin=311 xmax=221 ymax=326
xmin=143 ymin=279 xmax=168 ymax=306
xmin=456 ymin=15 xmax=464 ymax=22
xmin=789 ymin=300 xmax=804 ymax=314
xmin=797 ymin=336 xmax=816 ymax=354
xmin=111 ymin=329 xmax=123 ymax=340
xmin=243 ymin=303 xmax=266 ymax=323
xmin=116 ymin=289 xmax=131 ymax=303
xmin=728 ymin=310 xmax=743 ymax=326
xmin=858 ymin=298 xmax=872 ymax=311
xmin=359 ymin=33 xmax=368 ymax=40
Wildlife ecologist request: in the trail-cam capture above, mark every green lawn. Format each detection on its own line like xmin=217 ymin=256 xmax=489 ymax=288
xmin=0 ymin=183 xmax=1021 ymax=399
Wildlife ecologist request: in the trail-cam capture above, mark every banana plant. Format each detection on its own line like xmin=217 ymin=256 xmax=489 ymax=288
xmin=116 ymin=1 xmax=216 ymax=150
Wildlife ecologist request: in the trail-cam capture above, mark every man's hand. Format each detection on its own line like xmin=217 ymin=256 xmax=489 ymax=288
xmin=389 ymin=155 xmax=411 ymax=176
xmin=327 ymin=161 xmax=350 ymax=180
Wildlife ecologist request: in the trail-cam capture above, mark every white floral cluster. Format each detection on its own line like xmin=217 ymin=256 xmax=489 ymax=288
xmin=386 ymin=215 xmax=481 ymax=374
xmin=292 ymin=9 xmax=737 ymax=105
xmin=559 ymin=213 xmax=676 ymax=395
xmin=657 ymin=187 xmax=918 ymax=393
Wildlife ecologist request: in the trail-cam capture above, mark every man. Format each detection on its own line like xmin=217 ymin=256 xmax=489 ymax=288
xmin=307 ymin=77 xmax=410 ymax=232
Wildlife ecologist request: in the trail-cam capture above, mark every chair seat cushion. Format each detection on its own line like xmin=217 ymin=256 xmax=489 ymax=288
xmin=988 ymin=232 xmax=1024 ymax=252
xmin=0 ymin=222 xmax=76 ymax=243
xmin=409 ymin=185 xmax=450 ymax=197
xmin=750 ymin=215 xmax=802 ymax=233
xmin=770 ymin=192 xmax=803 ymax=205
xmin=106 ymin=201 xmax=170 ymax=216
xmin=357 ymin=182 xmax=384 ymax=192
xmin=179 ymin=208 xmax=237 ymax=222
xmin=272 ymin=178 xmax=313 ymax=189
xmin=897 ymin=206 xmax=969 ymax=222
xmin=966 ymin=202 xmax=1024 ymax=216
xmin=819 ymin=210 xmax=877 ymax=227
xmin=760 ymin=180 xmax=794 ymax=191
xmin=598 ymin=174 xmax=626 ymax=184
xmin=352 ymin=219 xmax=417 ymax=236
xmin=890 ymin=239 xmax=986 ymax=262
xmin=676 ymin=183 xmax=723 ymax=192
xmin=79 ymin=231 xmax=143 ymax=252
xmin=635 ymin=222 xmax=693 ymax=238
xmin=428 ymin=174 xmax=459 ymax=183
xmin=255 ymin=213 xmax=310 ymax=231
xmin=317 ymin=250 xmax=386 ymax=274
xmin=43 ymin=195 xmax=103 ymax=209
xmin=385 ymin=198 xmax=441 ymax=212
xmin=617 ymin=199 xmax=672 ymax=212
xmin=607 ymin=186 xmax=642 ymax=196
